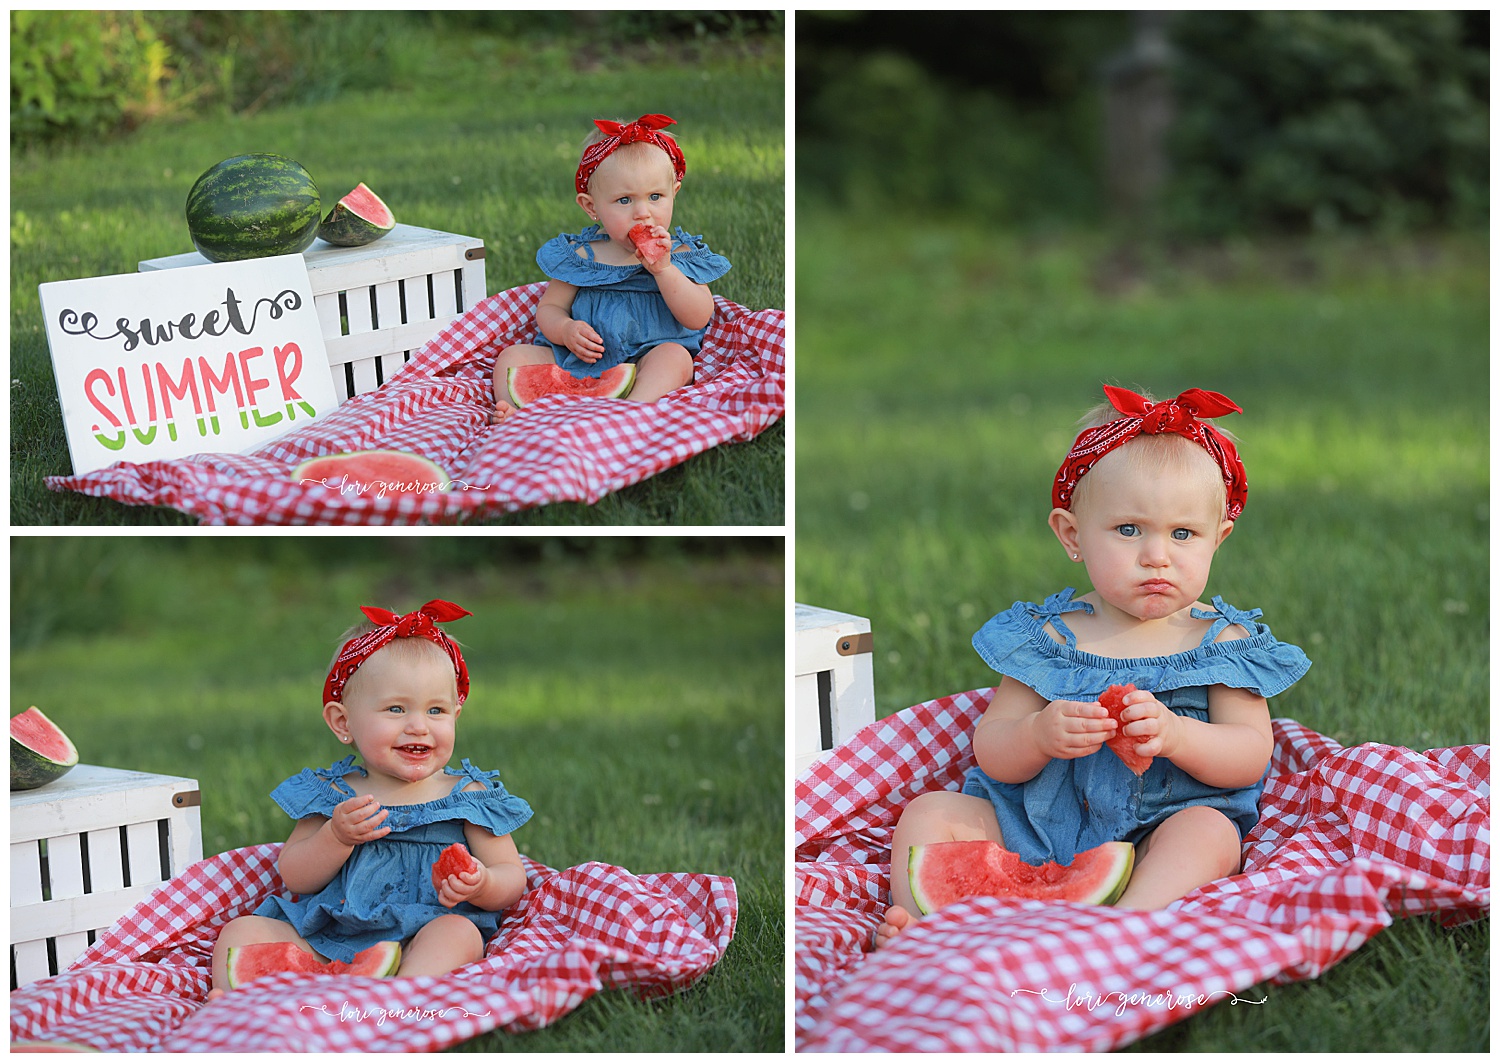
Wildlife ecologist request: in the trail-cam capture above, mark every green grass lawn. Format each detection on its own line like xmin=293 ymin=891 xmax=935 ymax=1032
xmin=794 ymin=211 xmax=1488 ymax=1051
xmin=10 ymin=29 xmax=784 ymax=525
xmin=10 ymin=538 xmax=784 ymax=1052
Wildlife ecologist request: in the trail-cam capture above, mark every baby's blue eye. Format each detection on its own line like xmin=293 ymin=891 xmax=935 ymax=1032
xmin=1172 ymin=528 xmax=1193 ymax=541
xmin=1117 ymin=524 xmax=1139 ymax=538
xmin=385 ymin=705 xmax=404 ymax=714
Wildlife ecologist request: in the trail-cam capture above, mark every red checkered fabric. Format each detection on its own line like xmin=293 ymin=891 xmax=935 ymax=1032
xmin=795 ymin=689 xmax=1488 ymax=1052
xmin=45 ymin=286 xmax=784 ymax=524
xmin=10 ymin=844 xmax=736 ymax=1051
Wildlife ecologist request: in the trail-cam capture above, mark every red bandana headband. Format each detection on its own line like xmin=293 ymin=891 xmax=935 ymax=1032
xmin=1053 ymin=386 xmax=1248 ymax=521
xmin=575 ymin=113 xmax=687 ymax=195
xmin=324 ymin=600 xmax=472 ymax=707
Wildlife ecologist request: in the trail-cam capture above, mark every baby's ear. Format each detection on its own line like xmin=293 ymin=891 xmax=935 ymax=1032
xmin=1048 ymin=507 xmax=1082 ymax=558
xmin=323 ymin=701 xmax=350 ymax=742
xmin=576 ymin=191 xmax=596 ymax=218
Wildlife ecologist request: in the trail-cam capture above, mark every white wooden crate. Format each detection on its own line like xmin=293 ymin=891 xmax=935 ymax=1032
xmin=795 ymin=604 xmax=877 ymax=776
xmin=140 ymin=223 xmax=487 ymax=404
xmin=11 ymin=764 xmax=202 ymax=989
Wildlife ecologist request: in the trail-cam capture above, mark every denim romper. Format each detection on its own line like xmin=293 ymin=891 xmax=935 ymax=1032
xmin=532 ymin=224 xmax=732 ymax=379
xmin=254 ymin=756 xmax=532 ymax=963
xmin=962 ymin=589 xmax=1311 ymax=867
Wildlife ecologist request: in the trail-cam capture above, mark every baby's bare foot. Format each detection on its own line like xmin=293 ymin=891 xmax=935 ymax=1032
xmin=872 ymin=904 xmax=914 ymax=950
xmin=488 ymin=401 xmax=517 ymax=425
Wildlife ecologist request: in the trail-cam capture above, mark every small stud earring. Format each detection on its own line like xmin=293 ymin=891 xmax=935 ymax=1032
xmin=1072 ymin=553 xmax=1080 ymax=560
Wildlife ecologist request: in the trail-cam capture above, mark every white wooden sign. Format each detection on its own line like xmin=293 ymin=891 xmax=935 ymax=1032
xmin=38 ymin=254 xmax=337 ymax=475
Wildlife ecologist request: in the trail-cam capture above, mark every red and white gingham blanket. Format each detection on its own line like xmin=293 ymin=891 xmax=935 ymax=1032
xmin=795 ymin=688 xmax=1489 ymax=1052
xmin=10 ymin=845 xmax=736 ymax=1052
xmin=45 ymin=286 xmax=784 ymax=524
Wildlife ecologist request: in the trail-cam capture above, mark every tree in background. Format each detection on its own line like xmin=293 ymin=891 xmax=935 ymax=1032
xmin=797 ymin=10 xmax=1487 ymax=236
xmin=1167 ymin=10 xmax=1487 ymax=235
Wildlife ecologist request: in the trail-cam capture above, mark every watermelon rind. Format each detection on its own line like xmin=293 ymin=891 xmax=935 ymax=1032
xmin=506 ymin=363 xmax=637 ymax=408
xmin=11 ymin=707 xmax=79 ymax=791
xmin=11 ymin=1041 xmax=102 ymax=1052
xmin=908 ymin=839 xmax=1135 ymax=915
xmin=186 ymin=153 xmax=322 ymax=263
xmin=224 ymin=940 xmax=402 ymax=989
xmin=292 ymin=450 xmax=450 ymax=494
xmin=318 ymin=182 xmax=396 ymax=247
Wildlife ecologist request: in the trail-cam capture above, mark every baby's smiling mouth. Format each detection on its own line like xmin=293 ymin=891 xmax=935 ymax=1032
xmin=396 ymin=744 xmax=432 ymax=755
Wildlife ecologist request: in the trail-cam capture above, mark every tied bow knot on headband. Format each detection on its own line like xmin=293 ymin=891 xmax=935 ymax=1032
xmin=324 ymin=599 xmax=472 ymax=708
xmin=1053 ymin=386 xmax=1248 ymax=521
xmin=575 ymin=113 xmax=688 ymax=195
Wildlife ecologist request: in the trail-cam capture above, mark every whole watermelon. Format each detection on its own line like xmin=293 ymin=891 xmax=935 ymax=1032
xmin=186 ymin=153 xmax=322 ymax=263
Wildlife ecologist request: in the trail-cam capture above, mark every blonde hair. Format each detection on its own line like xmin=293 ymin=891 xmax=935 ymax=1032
xmin=1068 ymin=388 xmax=1234 ymax=519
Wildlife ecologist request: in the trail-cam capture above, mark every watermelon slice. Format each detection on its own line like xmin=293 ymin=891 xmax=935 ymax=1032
xmin=908 ymin=839 xmax=1135 ymax=915
xmin=318 ymin=182 xmax=395 ymax=247
xmin=223 ymin=940 xmax=402 ymax=989
xmin=1100 ymin=683 xmax=1153 ymax=775
xmin=431 ymin=842 xmax=481 ymax=894
xmin=291 ymin=450 xmax=449 ymax=496
xmin=11 ymin=707 xmax=79 ymax=791
xmin=505 ymin=363 xmax=637 ymax=408
xmin=627 ymin=223 xmax=669 ymax=266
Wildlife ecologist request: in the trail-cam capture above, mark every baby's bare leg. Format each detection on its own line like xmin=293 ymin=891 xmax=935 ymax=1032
xmin=209 ymin=914 xmax=317 ymax=996
xmin=628 ymin=342 xmax=694 ymax=403
xmin=877 ymin=790 xmax=1004 ymax=948
xmin=398 ymin=913 xmax=485 ymax=977
xmin=489 ymin=344 xmax=557 ymax=423
xmin=1115 ymin=805 xmax=1242 ymax=910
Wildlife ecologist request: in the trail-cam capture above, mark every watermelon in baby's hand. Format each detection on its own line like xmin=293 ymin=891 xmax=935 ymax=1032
xmin=431 ymin=842 xmax=481 ymax=895
xmin=1100 ymin=683 xmax=1153 ymax=775
xmin=627 ymin=223 xmax=669 ymax=266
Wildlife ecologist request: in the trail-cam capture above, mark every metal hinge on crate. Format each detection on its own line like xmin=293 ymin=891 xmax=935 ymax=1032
xmin=835 ymin=632 xmax=874 ymax=656
xmin=173 ymin=790 xmax=201 ymax=809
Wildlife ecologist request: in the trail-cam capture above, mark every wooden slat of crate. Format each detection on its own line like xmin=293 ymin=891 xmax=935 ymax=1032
xmin=11 ymin=764 xmax=202 ymax=988
xmin=140 ymin=224 xmax=487 ymax=403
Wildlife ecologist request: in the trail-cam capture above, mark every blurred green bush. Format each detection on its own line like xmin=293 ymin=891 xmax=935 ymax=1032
xmin=11 ymin=10 xmax=784 ymax=147
xmin=11 ymin=10 xmax=426 ymax=146
xmin=1167 ymin=11 xmax=1488 ymax=235
xmin=796 ymin=10 xmax=1487 ymax=235
xmin=11 ymin=11 xmax=175 ymax=143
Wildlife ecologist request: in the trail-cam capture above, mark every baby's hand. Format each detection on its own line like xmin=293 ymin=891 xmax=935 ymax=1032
xmin=1112 ymin=688 xmax=1178 ymax=760
xmin=1032 ymin=699 xmax=1118 ymax=760
xmin=628 ymin=223 xmax=672 ymax=273
xmin=563 ymin=319 xmax=605 ymax=363
xmin=435 ymin=864 xmax=488 ymax=908
xmin=328 ymin=794 xmax=391 ymax=847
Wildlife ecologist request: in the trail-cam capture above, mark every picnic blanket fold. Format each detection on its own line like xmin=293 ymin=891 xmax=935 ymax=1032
xmin=44 ymin=286 xmax=784 ymax=524
xmin=794 ymin=688 xmax=1488 ymax=1052
xmin=10 ymin=844 xmax=736 ymax=1052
